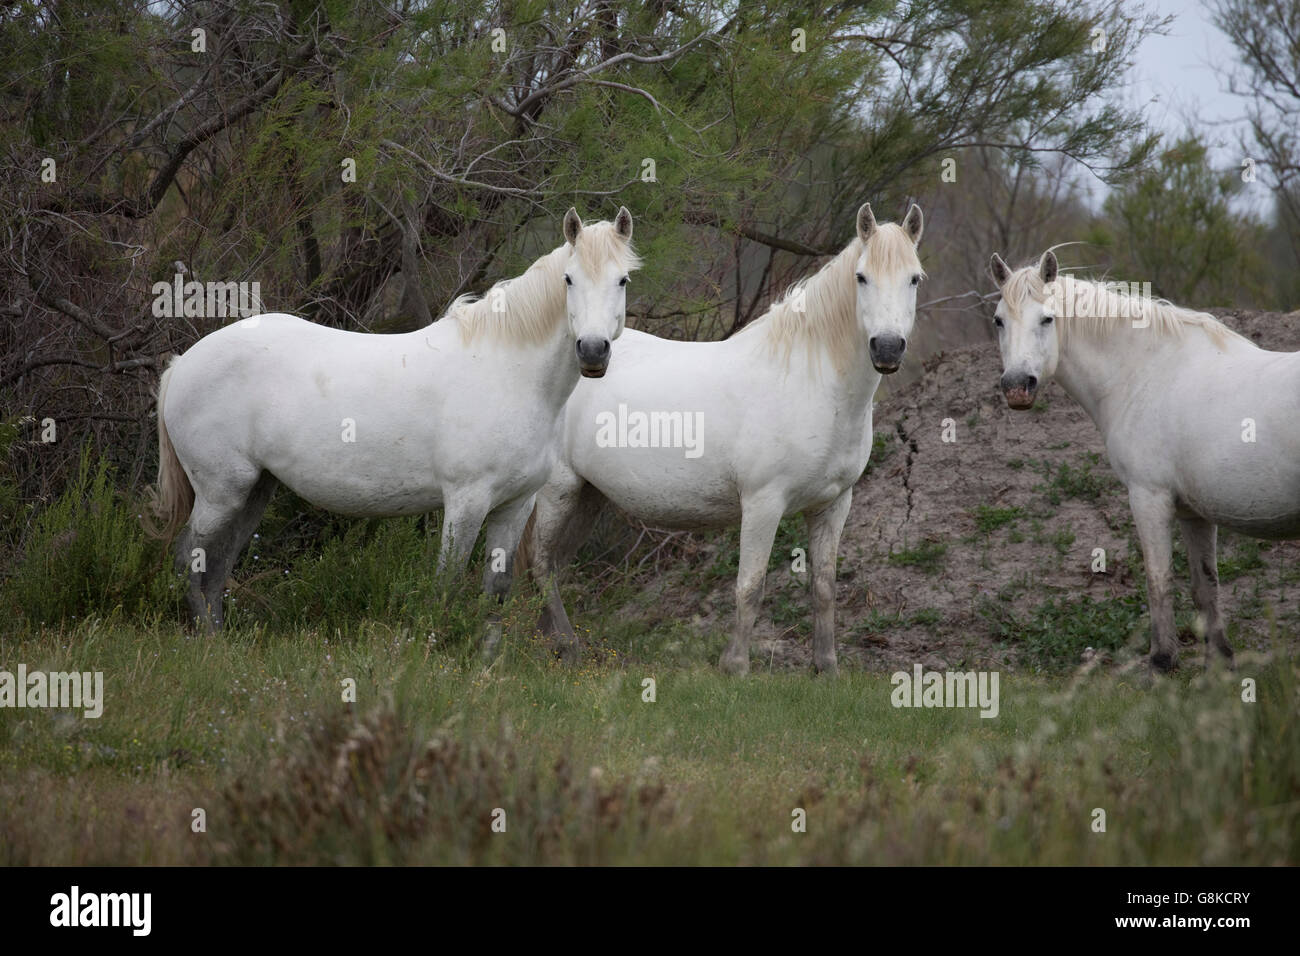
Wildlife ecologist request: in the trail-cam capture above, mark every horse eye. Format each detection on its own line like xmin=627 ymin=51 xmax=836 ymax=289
xmin=910 ymin=275 xmax=921 ymax=286
xmin=994 ymin=317 xmax=1004 ymax=329
xmin=564 ymin=275 xmax=572 ymax=286
xmin=1041 ymin=315 xmax=1054 ymax=325
xmin=619 ymin=276 xmax=628 ymax=287
xmin=856 ymin=273 xmax=867 ymax=285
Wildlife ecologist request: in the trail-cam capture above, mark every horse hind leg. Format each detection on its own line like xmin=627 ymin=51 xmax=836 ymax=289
xmin=173 ymin=525 xmax=207 ymax=629
xmin=1179 ymin=516 xmax=1234 ymax=668
xmin=478 ymin=491 xmax=542 ymax=660
xmin=529 ymin=479 xmax=606 ymax=658
xmin=184 ymin=471 xmax=277 ymax=631
xmin=1130 ymin=487 xmax=1178 ymax=672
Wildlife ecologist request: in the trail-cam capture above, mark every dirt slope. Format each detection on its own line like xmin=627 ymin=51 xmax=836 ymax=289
xmin=627 ymin=308 xmax=1300 ymax=672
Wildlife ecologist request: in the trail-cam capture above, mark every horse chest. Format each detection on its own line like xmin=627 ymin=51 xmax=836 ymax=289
xmin=784 ymin=433 xmax=869 ymax=511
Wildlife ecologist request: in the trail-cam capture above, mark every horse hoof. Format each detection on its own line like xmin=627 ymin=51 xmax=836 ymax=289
xmin=1150 ymin=651 xmax=1177 ymax=673
xmin=718 ymin=654 xmax=750 ymax=677
xmin=813 ymin=660 xmax=839 ymax=678
xmin=1210 ymin=648 xmax=1236 ymax=671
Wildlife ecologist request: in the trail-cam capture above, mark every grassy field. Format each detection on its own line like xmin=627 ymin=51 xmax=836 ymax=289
xmin=2 ymin=603 xmax=1296 ymax=865
xmin=1 ymin=459 xmax=1296 ymax=865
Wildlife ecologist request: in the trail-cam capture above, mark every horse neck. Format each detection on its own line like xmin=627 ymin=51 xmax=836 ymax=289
xmin=1054 ymin=314 xmax=1182 ymax=434
xmin=758 ymin=240 xmax=878 ymax=405
xmin=534 ymin=322 xmax=581 ymax=412
xmin=839 ymin=337 xmax=881 ymax=409
xmin=441 ymin=246 xmax=579 ymax=409
xmin=521 ymin=249 xmax=582 ymax=411
xmin=484 ymin=310 xmax=579 ymax=415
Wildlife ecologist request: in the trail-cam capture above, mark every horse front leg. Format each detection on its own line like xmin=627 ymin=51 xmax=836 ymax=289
xmin=719 ymin=495 xmax=784 ymax=677
xmin=807 ymin=488 xmax=853 ymax=677
xmin=437 ymin=492 xmax=492 ymax=578
xmin=1130 ymin=487 xmax=1178 ymax=672
xmin=1179 ymin=515 xmax=1234 ymax=668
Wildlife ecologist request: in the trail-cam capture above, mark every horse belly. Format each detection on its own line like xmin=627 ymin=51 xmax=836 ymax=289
xmin=1217 ymin=513 xmax=1300 ymax=540
xmin=276 ymin=466 xmax=444 ymax=518
xmin=1169 ymin=392 xmax=1300 ymax=539
xmin=1183 ymin=489 xmax=1300 ymax=541
xmin=1176 ymin=460 xmax=1300 ymax=540
xmin=580 ymin=447 xmax=742 ymax=529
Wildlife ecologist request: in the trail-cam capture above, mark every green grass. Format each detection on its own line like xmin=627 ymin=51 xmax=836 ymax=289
xmin=972 ymin=505 xmax=1024 ymax=534
xmin=1049 ymin=528 xmax=1076 ymax=556
xmin=1 ymin=450 xmax=177 ymax=626
xmin=702 ymin=516 xmax=805 ymax=585
xmin=980 ymin=593 xmax=1147 ymax=671
xmin=770 ymin=584 xmax=807 ymax=630
xmin=853 ymin=607 xmax=942 ymax=634
xmin=1038 ymin=455 xmax=1121 ymax=506
xmin=1 ymin=450 xmax=1296 ymax=865
xmin=907 ymin=607 xmax=942 ymax=627
xmin=863 ymin=429 xmax=896 ymax=477
xmin=1 ymin=616 xmax=1295 ymax=865
xmin=1218 ymin=537 xmax=1267 ymax=582
xmin=887 ymin=540 xmax=948 ymax=574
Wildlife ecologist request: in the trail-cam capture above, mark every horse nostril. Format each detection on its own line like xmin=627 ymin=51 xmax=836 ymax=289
xmin=870 ymin=335 xmax=904 ymax=360
xmin=577 ymin=337 xmax=611 ymax=363
xmin=1026 ymin=375 xmax=1038 ymax=390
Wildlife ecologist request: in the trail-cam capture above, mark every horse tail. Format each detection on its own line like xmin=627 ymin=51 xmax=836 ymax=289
xmin=142 ymin=358 xmax=194 ymax=543
xmin=514 ymin=500 xmax=538 ymax=578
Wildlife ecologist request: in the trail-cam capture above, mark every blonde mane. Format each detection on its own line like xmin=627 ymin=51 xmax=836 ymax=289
xmin=739 ymin=222 xmax=924 ymax=375
xmin=449 ymin=220 xmax=640 ymax=346
xmin=1001 ymin=267 xmax=1248 ymax=351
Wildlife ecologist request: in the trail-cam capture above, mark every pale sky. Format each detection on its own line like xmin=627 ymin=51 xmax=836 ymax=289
xmin=1120 ymin=0 xmax=1270 ymax=213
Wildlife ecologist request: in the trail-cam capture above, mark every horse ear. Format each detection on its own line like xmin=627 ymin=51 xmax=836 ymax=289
xmin=614 ymin=206 xmax=633 ymax=241
xmin=856 ymin=203 xmax=877 ymax=242
xmin=1039 ymin=250 xmax=1058 ymax=285
xmin=563 ymin=207 xmax=582 ymax=246
xmin=989 ymin=253 xmax=1012 ymax=288
xmin=903 ymin=203 xmax=923 ymax=244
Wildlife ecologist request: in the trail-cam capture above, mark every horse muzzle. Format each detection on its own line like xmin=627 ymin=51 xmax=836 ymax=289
xmin=1001 ymin=372 xmax=1038 ymax=410
xmin=869 ymin=334 xmax=906 ymax=375
xmin=577 ymin=336 xmax=611 ymax=378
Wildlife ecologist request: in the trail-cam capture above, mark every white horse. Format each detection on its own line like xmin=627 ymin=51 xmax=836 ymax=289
xmin=519 ymin=203 xmax=925 ymax=675
xmin=989 ymin=250 xmax=1300 ymax=670
xmin=147 ymin=207 xmax=639 ymax=630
